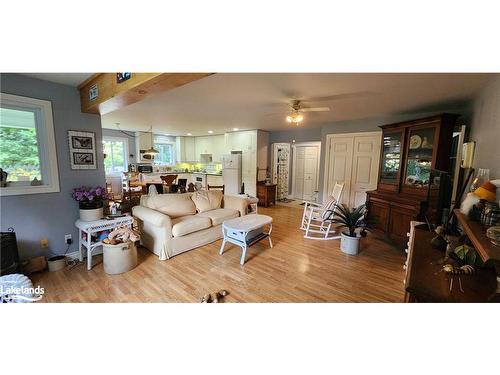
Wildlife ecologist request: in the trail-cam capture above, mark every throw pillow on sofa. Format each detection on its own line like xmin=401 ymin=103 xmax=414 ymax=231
xmin=191 ymin=190 xmax=223 ymax=213
xmin=146 ymin=193 xmax=197 ymax=218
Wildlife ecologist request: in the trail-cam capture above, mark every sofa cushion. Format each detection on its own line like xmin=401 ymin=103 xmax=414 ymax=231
xmin=171 ymin=215 xmax=212 ymax=237
xmin=144 ymin=193 xmax=197 ymax=218
xmin=191 ymin=190 xmax=223 ymax=213
xmin=197 ymin=208 xmax=239 ymax=226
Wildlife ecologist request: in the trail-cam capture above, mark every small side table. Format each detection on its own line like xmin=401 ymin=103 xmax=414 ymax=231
xmin=257 ymin=183 xmax=277 ymax=207
xmin=75 ymin=216 xmax=134 ymax=271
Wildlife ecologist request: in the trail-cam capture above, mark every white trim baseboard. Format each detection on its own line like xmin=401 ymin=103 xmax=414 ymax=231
xmin=64 ymin=248 xmax=103 ymax=261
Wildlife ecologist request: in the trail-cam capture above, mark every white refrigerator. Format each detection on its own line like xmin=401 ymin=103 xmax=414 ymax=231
xmin=222 ymin=153 xmax=242 ymax=195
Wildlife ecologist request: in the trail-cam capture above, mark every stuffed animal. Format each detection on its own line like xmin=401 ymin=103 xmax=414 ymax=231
xmin=200 ymin=290 xmax=229 ymax=303
xmin=474 ymin=181 xmax=497 ymax=202
xmin=103 ymin=226 xmax=140 ymax=245
xmin=460 ymin=192 xmax=480 ymax=215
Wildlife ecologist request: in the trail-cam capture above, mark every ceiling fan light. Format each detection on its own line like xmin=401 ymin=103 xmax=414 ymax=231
xmin=286 ymin=111 xmax=304 ymax=124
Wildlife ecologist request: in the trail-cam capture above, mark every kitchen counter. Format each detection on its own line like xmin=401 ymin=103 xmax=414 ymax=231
xmin=160 ymin=172 xmax=222 ymax=176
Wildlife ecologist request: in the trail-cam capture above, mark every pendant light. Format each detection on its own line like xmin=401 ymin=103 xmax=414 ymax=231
xmin=144 ymin=125 xmax=159 ymax=156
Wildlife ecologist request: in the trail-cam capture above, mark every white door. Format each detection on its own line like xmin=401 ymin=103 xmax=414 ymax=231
xmin=294 ymin=147 xmax=305 ymax=199
xmin=326 ymin=136 xmax=354 ymax=206
xmin=349 ymin=135 xmax=381 ymax=207
xmin=292 ymin=143 xmax=320 ymax=201
xmin=324 ymin=132 xmax=381 ymax=207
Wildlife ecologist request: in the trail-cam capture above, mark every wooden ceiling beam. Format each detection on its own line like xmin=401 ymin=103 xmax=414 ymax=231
xmin=78 ymin=73 xmax=213 ymax=115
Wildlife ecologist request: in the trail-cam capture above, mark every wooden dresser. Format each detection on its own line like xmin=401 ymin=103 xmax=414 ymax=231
xmin=366 ymin=114 xmax=459 ymax=248
xmin=404 ymin=223 xmax=497 ymax=302
xmin=257 ymin=183 xmax=276 ymax=207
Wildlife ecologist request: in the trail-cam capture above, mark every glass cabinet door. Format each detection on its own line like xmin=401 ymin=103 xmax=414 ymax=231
xmin=380 ymin=131 xmax=403 ymax=184
xmin=404 ymin=126 xmax=435 ymax=188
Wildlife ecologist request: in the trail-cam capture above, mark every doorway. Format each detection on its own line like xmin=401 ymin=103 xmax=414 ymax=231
xmin=323 ymin=132 xmax=381 ymax=207
xmin=291 ymin=142 xmax=321 ymax=201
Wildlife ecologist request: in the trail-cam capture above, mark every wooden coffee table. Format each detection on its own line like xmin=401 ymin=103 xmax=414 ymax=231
xmin=219 ymin=214 xmax=273 ymax=265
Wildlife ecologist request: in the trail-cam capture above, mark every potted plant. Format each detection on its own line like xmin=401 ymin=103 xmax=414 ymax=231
xmin=331 ymin=204 xmax=367 ymax=255
xmin=72 ymin=185 xmax=111 ymax=222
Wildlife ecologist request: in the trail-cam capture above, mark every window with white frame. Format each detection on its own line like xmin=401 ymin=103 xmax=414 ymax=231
xmin=102 ymin=136 xmax=128 ymax=175
xmin=0 ymin=93 xmax=60 ymax=196
xmin=154 ymin=135 xmax=175 ymax=165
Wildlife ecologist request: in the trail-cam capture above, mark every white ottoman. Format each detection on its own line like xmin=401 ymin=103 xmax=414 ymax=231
xmin=103 ymin=241 xmax=138 ymax=275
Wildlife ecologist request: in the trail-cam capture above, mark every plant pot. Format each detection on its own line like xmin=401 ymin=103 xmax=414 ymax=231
xmin=47 ymin=255 xmax=66 ymax=272
xmin=79 ymin=201 xmax=104 ymax=222
xmin=340 ymin=232 xmax=361 ymax=255
xmin=79 ymin=207 xmax=104 ymax=221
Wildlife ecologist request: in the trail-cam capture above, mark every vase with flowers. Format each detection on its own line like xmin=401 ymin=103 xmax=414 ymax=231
xmin=72 ymin=186 xmax=111 ymax=222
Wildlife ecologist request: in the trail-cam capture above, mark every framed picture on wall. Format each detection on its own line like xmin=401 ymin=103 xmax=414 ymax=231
xmin=68 ymin=130 xmax=97 ymax=169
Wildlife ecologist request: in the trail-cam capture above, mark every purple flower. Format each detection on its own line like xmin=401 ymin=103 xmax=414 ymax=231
xmin=71 ymin=185 xmax=111 ymax=204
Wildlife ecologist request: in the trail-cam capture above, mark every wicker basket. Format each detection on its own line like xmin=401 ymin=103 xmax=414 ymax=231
xmin=103 ymin=241 xmax=137 ymax=275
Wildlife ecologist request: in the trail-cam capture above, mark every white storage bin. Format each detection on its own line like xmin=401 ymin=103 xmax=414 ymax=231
xmin=103 ymin=241 xmax=138 ymax=275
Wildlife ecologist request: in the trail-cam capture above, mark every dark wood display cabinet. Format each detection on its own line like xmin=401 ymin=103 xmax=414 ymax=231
xmin=366 ymin=114 xmax=459 ymax=248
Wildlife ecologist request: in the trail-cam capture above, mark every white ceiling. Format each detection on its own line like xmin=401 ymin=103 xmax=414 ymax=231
xmin=21 ymin=73 xmax=93 ymax=87
xmin=101 ymin=73 xmax=491 ymax=135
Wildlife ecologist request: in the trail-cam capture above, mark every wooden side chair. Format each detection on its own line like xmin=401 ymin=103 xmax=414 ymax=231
xmin=300 ymin=182 xmax=344 ymax=240
xmin=120 ymin=180 xmax=143 ymax=213
xmin=146 ymin=183 xmax=164 ymax=194
xmin=160 ymin=174 xmax=178 ymax=193
xmin=208 ymin=184 xmax=225 ymax=194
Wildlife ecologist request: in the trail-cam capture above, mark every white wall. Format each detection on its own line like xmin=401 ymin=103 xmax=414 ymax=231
xmin=470 ymin=74 xmax=500 ymax=179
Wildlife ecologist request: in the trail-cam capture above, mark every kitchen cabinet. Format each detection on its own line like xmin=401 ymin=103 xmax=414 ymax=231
xmin=195 ymin=136 xmax=210 ymax=160
xmin=211 ymin=135 xmax=225 ymax=162
xmin=175 ymin=137 xmax=185 ymax=162
xmin=206 ymin=175 xmax=223 ymax=186
xmin=194 ymin=135 xmax=225 ymax=162
xmin=185 ymin=137 xmax=196 ymax=162
xmin=136 ymin=131 xmax=154 ymax=163
xmin=176 ymin=136 xmax=196 ymax=162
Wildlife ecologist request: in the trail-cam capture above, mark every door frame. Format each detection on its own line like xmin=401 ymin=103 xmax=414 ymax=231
xmin=323 ymin=131 xmax=381 ymax=203
xmin=291 ymin=141 xmax=321 ymax=200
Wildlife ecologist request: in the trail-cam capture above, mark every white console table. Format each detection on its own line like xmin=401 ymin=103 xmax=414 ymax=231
xmin=75 ymin=216 xmax=134 ymax=270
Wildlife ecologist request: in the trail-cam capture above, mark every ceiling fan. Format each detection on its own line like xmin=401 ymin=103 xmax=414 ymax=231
xmin=267 ymin=91 xmax=373 ymax=125
xmin=285 ymin=100 xmax=330 ymax=125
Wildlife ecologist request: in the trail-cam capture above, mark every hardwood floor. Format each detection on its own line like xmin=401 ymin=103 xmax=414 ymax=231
xmin=30 ymin=205 xmax=406 ymax=302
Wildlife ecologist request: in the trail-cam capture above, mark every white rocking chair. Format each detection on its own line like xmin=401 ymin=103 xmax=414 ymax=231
xmin=300 ymin=183 xmax=344 ymax=240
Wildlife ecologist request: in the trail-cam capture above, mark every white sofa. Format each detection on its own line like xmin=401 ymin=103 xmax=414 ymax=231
xmin=132 ymin=191 xmax=249 ymax=260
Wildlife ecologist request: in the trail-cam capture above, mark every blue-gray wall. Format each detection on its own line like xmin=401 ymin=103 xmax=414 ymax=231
xmin=470 ymin=74 xmax=500 ymax=179
xmin=0 ymin=74 xmax=105 ymax=259
xmin=268 ymin=107 xmax=473 ymax=202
